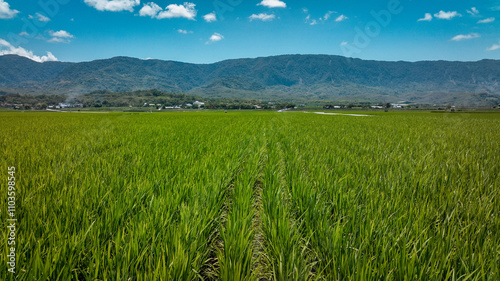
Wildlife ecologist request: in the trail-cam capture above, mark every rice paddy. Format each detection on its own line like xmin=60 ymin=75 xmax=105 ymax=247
xmin=1 ymin=110 xmax=499 ymax=280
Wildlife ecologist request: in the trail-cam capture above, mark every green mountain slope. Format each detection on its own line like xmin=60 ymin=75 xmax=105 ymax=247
xmin=0 ymin=55 xmax=72 ymax=85
xmin=1 ymin=54 xmax=499 ymax=105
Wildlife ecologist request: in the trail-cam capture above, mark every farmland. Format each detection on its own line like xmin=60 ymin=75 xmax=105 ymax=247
xmin=1 ymin=111 xmax=499 ymax=280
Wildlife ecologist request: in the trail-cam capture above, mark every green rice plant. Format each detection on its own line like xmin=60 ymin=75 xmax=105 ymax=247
xmin=217 ymin=120 xmax=263 ymax=281
xmin=260 ymin=120 xmax=317 ymax=281
xmin=268 ymin=111 xmax=500 ymax=280
xmin=0 ymin=111 xmax=499 ymax=280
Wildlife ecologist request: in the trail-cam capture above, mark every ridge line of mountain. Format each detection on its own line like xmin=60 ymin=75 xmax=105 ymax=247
xmin=1 ymin=54 xmax=499 ymax=106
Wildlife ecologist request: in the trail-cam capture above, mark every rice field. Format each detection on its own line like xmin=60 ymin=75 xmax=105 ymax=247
xmin=1 ymin=110 xmax=499 ymax=280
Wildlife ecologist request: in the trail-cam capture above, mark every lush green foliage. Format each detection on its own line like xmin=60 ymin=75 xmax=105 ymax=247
xmin=74 ymin=90 xmax=203 ymax=108
xmin=1 ymin=54 xmax=500 ymax=105
xmin=1 ymin=111 xmax=499 ymax=280
xmin=0 ymin=90 xmax=296 ymax=110
xmin=0 ymin=94 xmax=66 ymax=108
xmin=0 ymin=55 xmax=71 ymax=85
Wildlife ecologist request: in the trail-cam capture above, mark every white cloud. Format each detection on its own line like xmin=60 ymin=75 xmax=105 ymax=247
xmin=420 ymin=11 xmax=462 ymax=21
xmin=335 ymin=14 xmax=348 ymax=22
xmin=48 ymin=30 xmax=74 ymax=43
xmin=467 ymin=7 xmax=479 ymax=16
xmin=208 ymin=32 xmax=223 ymax=43
xmin=487 ymin=42 xmax=500 ymax=51
xmin=434 ymin=10 xmax=461 ymax=20
xmin=139 ymin=2 xmax=197 ymax=20
xmin=418 ymin=13 xmax=433 ymax=21
xmin=203 ymin=12 xmax=216 ymax=22
xmin=177 ymin=29 xmax=192 ymax=34
xmin=304 ymin=10 xmax=338 ymax=25
xmin=0 ymin=38 xmax=58 ymax=62
xmin=48 ymin=37 xmax=68 ymax=43
xmin=478 ymin=17 xmax=495 ymax=24
xmin=35 ymin=13 xmax=50 ymax=22
xmin=157 ymin=2 xmax=197 ymax=20
xmin=84 ymin=0 xmax=140 ymax=12
xmin=18 ymin=32 xmax=29 ymax=37
xmin=139 ymin=2 xmax=162 ymax=17
xmin=322 ymin=11 xmax=333 ymax=21
xmin=257 ymin=0 xmax=286 ymax=8
xmin=249 ymin=13 xmax=275 ymax=21
xmin=50 ymin=30 xmax=74 ymax=38
xmin=340 ymin=41 xmax=348 ymax=46
xmin=451 ymin=33 xmax=480 ymax=41
xmin=0 ymin=0 xmax=19 ymax=19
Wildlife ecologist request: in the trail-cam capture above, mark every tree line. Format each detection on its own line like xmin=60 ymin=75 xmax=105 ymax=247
xmin=0 ymin=90 xmax=296 ymax=110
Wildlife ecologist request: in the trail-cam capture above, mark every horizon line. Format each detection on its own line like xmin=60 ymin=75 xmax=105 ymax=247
xmin=1 ymin=53 xmax=498 ymax=65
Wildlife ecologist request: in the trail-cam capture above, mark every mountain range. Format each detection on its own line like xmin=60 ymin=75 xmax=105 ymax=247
xmin=1 ymin=54 xmax=499 ymax=105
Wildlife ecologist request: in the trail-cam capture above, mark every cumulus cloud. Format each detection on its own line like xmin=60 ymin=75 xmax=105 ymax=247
xmin=0 ymin=0 xmax=19 ymax=19
xmin=48 ymin=30 xmax=74 ymax=43
xmin=203 ymin=12 xmax=216 ymax=22
xmin=487 ymin=42 xmax=500 ymax=51
xmin=418 ymin=13 xmax=433 ymax=21
xmin=451 ymin=33 xmax=480 ymax=41
xmin=467 ymin=7 xmax=479 ymax=16
xmin=0 ymin=39 xmax=58 ymax=62
xmin=249 ymin=13 xmax=275 ymax=21
xmin=434 ymin=10 xmax=461 ymax=20
xmin=140 ymin=2 xmax=197 ymax=20
xmin=50 ymin=30 xmax=74 ymax=38
xmin=478 ymin=17 xmax=495 ymax=24
xmin=139 ymin=2 xmax=161 ymax=17
xmin=335 ymin=14 xmax=348 ymax=22
xmin=158 ymin=2 xmax=196 ymax=19
xmin=207 ymin=32 xmax=223 ymax=43
xmin=257 ymin=0 xmax=286 ymax=8
xmin=420 ymin=11 xmax=462 ymax=21
xmin=84 ymin=0 xmax=140 ymax=12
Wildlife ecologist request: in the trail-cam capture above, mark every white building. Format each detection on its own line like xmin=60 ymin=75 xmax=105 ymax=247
xmin=193 ymin=101 xmax=205 ymax=108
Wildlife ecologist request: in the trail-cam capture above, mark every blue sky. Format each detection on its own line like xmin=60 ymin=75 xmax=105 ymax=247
xmin=0 ymin=0 xmax=499 ymax=63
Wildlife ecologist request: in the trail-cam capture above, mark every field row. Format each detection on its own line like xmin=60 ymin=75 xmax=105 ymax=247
xmin=1 ymin=111 xmax=499 ymax=280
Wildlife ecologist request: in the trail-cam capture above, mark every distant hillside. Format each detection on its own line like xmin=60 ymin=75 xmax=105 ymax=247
xmin=0 ymin=55 xmax=72 ymax=85
xmin=1 ymin=54 xmax=499 ymax=105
